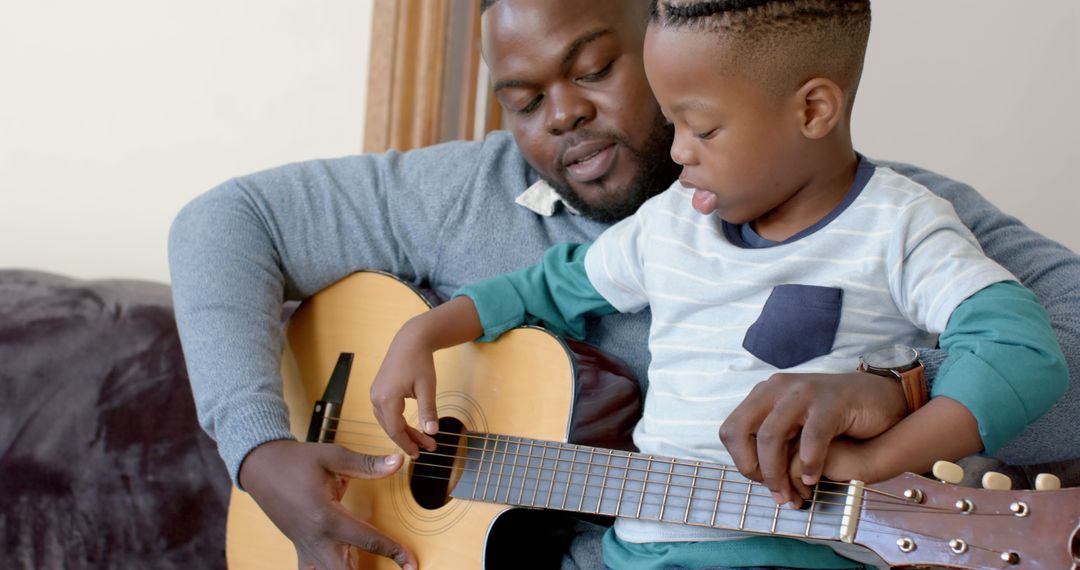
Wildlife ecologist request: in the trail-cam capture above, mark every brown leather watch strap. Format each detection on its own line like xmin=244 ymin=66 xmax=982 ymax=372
xmin=896 ymin=364 xmax=928 ymax=413
xmin=857 ymin=359 xmax=928 ymax=414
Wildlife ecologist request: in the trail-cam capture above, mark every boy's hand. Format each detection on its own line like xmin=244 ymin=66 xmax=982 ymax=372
xmin=370 ymin=296 xmax=486 ymax=458
xmin=720 ymin=371 xmax=907 ymax=506
xmin=785 ymin=437 xmax=879 ymax=507
xmin=370 ymin=323 xmax=440 ymax=458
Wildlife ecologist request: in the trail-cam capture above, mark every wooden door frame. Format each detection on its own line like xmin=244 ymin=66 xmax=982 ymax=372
xmin=364 ymin=0 xmax=501 ymax=153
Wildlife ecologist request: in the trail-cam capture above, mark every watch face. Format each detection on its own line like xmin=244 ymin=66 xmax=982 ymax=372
xmin=861 ymin=344 xmax=919 ymax=370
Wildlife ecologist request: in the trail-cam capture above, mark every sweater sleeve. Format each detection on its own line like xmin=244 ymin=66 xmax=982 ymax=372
xmin=453 ymin=242 xmax=617 ymax=342
xmin=932 ymin=281 xmax=1068 ymax=454
xmin=169 ymin=136 xmax=510 ymax=485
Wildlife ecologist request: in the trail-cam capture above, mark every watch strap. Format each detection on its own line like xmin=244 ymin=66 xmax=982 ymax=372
xmin=896 ymin=364 xmax=928 ymax=413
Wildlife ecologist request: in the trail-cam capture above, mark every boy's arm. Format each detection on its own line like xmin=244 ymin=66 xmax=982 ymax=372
xmin=886 ymin=161 xmax=1080 ymax=464
xmin=369 ymin=242 xmax=617 ymax=455
xmin=455 ymin=242 xmax=618 ymax=341
xmin=824 ymin=281 xmax=1068 ymax=483
xmin=370 ymin=296 xmax=484 ymax=457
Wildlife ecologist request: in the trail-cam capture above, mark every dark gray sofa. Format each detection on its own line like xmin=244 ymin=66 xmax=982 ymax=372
xmin=0 ymin=270 xmax=229 ymax=569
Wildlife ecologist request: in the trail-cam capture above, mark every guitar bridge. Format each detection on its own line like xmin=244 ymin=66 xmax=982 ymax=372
xmin=305 ymin=352 xmax=354 ymax=444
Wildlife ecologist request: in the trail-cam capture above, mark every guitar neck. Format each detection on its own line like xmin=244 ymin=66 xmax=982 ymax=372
xmin=449 ymin=432 xmax=857 ymax=543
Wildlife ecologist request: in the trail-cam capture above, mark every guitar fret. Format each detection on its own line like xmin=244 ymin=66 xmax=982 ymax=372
xmin=577 ymin=447 xmax=593 ymax=513
xmin=597 ymin=449 xmax=613 ymax=515
xmin=659 ymin=458 xmax=674 ymax=522
xmin=503 ymin=436 xmax=517 ymax=505
xmin=515 ymin=438 xmax=529 ymax=506
xmin=771 ymin=497 xmax=781 ymax=534
xmin=471 ymin=434 xmax=490 ymax=500
xmin=711 ymin=465 xmax=725 ymax=528
xmin=531 ymin=442 xmax=546 ymax=507
xmin=804 ymin=484 xmax=820 ymax=537
xmin=684 ymin=461 xmax=701 ymax=524
xmin=561 ymin=446 xmax=575 ymax=510
xmin=545 ymin=443 xmax=559 ymax=508
xmin=636 ymin=456 xmax=651 ymax=519
xmin=740 ymin=480 xmax=753 ymax=530
xmin=491 ymin=434 xmax=505 ymax=502
xmin=615 ymin=451 xmax=629 ymax=518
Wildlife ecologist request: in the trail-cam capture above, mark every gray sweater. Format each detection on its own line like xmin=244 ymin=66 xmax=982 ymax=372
xmin=169 ymin=131 xmax=1080 ymax=487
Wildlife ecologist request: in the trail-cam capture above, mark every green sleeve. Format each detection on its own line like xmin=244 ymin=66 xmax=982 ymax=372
xmin=452 ymin=242 xmax=618 ymax=342
xmin=933 ymin=281 xmax=1068 ymax=453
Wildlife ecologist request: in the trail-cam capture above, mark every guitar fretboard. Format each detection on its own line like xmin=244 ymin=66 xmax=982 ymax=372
xmin=449 ymin=433 xmax=853 ymax=541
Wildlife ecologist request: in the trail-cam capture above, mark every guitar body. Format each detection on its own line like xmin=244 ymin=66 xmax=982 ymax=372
xmin=226 ymin=271 xmax=641 ymax=569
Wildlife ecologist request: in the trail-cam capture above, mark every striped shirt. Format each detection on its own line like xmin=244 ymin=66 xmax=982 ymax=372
xmin=583 ymin=161 xmax=1016 ymax=543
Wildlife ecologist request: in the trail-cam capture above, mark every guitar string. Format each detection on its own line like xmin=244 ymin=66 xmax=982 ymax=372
xmin=326 ymin=420 xmax=993 ymax=513
xmin=334 ymin=440 xmax=882 ymax=532
xmin=400 ymin=470 xmax=921 ymax=541
xmin=322 ymin=420 xmax=1034 ymax=554
xmin=326 ymin=428 xmax=978 ymax=519
xmin=323 ymin=421 xmax=961 ymax=515
xmin=332 ymin=444 xmax=1026 ymax=557
xmin=324 ymin=416 xmax=912 ymax=504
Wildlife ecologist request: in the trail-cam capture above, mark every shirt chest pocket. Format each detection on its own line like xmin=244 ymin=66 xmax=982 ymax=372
xmin=742 ymin=284 xmax=843 ymax=369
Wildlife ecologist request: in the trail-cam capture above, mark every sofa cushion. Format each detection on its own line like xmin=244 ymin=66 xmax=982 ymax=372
xmin=0 ymin=270 xmax=229 ymax=569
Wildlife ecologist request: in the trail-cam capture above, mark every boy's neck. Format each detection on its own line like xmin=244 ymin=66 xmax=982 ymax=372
xmin=751 ymin=143 xmax=859 ymax=243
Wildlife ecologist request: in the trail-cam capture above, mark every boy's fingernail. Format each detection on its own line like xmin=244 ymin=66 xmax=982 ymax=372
xmin=802 ymin=474 xmax=816 ymax=486
xmin=425 ymin=420 xmax=438 ymax=434
xmin=771 ymin=492 xmax=784 ymax=504
xmin=384 ymin=455 xmax=400 ymax=465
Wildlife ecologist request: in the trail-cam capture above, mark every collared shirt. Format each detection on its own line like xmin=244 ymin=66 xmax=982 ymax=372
xmin=514 ymin=179 xmax=579 ymax=216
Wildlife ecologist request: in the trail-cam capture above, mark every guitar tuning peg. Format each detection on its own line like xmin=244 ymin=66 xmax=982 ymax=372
xmin=1035 ymin=472 xmax=1061 ymax=491
xmin=981 ymin=471 xmax=1012 ymax=490
xmin=932 ymin=460 xmax=964 ymax=484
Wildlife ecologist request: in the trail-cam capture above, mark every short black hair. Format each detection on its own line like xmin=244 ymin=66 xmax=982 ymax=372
xmin=648 ymin=0 xmax=871 ymax=102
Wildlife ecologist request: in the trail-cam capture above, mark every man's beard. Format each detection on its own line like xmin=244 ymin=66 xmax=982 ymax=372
xmin=545 ymin=114 xmax=677 ymax=224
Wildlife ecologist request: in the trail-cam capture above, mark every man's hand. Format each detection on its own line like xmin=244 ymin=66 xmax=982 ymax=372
xmin=719 ymin=372 xmax=907 ymax=506
xmin=240 ymin=440 xmax=418 ymax=570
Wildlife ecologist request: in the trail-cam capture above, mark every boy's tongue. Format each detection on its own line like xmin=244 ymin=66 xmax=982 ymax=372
xmin=692 ymin=188 xmax=718 ymax=215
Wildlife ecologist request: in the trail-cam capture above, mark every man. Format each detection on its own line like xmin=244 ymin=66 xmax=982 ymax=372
xmin=169 ymin=1 xmax=1080 ymax=568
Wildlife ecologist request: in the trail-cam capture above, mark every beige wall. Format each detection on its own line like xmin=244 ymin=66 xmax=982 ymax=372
xmin=0 ymin=0 xmax=374 ymax=281
xmin=1 ymin=1 xmax=1077 ymax=283
xmin=853 ymin=0 xmax=1080 ymax=253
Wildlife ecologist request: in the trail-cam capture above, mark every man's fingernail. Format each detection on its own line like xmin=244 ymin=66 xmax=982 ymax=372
xmin=403 ymin=564 xmax=416 ymax=570
xmin=802 ymin=474 xmax=816 ymax=486
xmin=425 ymin=420 xmax=438 ymax=434
xmin=771 ymin=492 xmax=784 ymax=504
xmin=385 ymin=455 xmax=400 ymax=465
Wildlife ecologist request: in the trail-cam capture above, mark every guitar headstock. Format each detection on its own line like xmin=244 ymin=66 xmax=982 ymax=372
xmin=855 ymin=471 xmax=1080 ymax=569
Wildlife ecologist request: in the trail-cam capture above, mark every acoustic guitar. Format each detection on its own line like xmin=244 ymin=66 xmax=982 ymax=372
xmin=226 ymin=271 xmax=1080 ymax=569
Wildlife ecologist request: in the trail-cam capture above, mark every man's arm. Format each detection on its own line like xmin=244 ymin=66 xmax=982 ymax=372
xmin=168 ymin=134 xmax=514 ymax=569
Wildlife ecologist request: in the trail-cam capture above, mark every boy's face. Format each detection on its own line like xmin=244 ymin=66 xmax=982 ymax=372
xmin=643 ymin=25 xmax=810 ymax=224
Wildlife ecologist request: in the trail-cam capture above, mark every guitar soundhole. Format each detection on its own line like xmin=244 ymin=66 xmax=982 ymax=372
xmin=409 ymin=417 xmax=465 ymax=510
xmin=1072 ymin=524 xmax=1080 ymax=564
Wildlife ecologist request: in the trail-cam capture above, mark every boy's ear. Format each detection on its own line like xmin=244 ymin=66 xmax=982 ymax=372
xmin=795 ymin=77 xmax=845 ymax=140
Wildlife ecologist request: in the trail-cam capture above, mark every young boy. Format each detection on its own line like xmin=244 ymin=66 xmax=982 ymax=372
xmin=370 ymin=0 xmax=1067 ymax=567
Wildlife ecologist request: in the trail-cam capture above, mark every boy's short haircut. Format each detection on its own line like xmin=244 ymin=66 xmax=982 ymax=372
xmin=648 ymin=0 xmax=872 ymax=107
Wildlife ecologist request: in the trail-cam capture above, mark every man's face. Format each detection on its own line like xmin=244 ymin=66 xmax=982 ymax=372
xmin=482 ymin=0 xmax=678 ymax=222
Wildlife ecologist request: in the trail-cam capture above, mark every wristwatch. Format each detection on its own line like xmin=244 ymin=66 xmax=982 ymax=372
xmin=858 ymin=344 xmax=928 ymax=413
